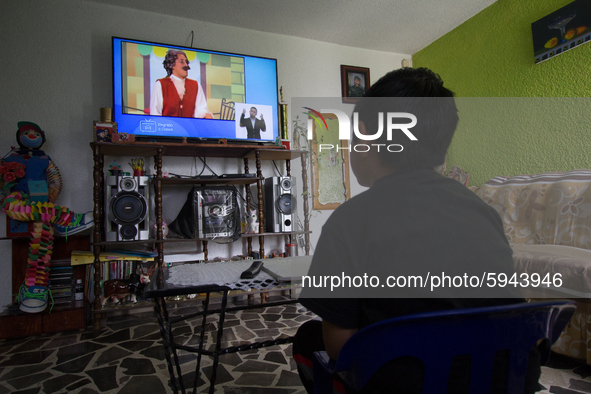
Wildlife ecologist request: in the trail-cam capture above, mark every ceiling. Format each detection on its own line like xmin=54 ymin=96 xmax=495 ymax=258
xmin=87 ymin=0 xmax=497 ymax=54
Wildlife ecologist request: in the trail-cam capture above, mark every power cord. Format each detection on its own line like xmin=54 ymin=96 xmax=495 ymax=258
xmin=198 ymin=157 xmax=218 ymax=176
xmin=195 ymin=157 xmax=206 ymax=176
xmin=272 ymin=160 xmax=283 ymax=177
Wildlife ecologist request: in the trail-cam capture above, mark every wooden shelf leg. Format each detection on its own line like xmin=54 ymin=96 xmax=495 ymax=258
xmin=255 ymin=150 xmax=265 ymax=257
xmin=202 ymin=241 xmax=208 ymax=261
xmin=244 ymin=158 xmax=253 ymax=257
xmin=92 ymin=144 xmax=104 ymax=331
xmin=155 ymin=148 xmax=164 ymax=288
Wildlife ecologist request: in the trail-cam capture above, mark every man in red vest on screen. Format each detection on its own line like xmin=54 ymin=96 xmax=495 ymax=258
xmin=150 ymin=49 xmax=213 ymax=119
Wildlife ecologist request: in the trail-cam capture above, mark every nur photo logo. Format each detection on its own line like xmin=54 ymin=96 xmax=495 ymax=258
xmin=302 ymin=107 xmax=417 ymax=153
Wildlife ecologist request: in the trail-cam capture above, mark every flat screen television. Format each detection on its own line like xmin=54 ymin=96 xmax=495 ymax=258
xmin=112 ymin=37 xmax=279 ymax=143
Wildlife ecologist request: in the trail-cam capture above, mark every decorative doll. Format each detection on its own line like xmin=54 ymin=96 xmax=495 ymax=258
xmin=2 ymin=122 xmax=93 ymax=232
xmin=152 ymin=220 xmax=169 ymax=239
xmin=2 ymin=122 xmax=93 ymax=313
xmin=246 ymin=209 xmax=259 ymax=233
xmin=4 ymin=122 xmax=56 ymax=203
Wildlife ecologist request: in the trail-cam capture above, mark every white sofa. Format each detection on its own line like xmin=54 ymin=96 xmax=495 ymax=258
xmin=471 ymin=170 xmax=591 ymax=363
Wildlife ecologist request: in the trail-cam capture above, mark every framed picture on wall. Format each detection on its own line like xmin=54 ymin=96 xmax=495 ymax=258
xmin=531 ymin=0 xmax=591 ymax=64
xmin=309 ymin=112 xmax=351 ymax=210
xmin=340 ymin=65 xmax=370 ymax=103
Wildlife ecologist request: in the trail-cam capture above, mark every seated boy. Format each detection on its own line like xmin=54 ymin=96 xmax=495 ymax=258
xmin=293 ymin=67 xmax=540 ymax=393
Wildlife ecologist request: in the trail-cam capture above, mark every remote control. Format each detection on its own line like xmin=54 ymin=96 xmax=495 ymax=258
xmin=240 ymin=260 xmax=264 ymax=279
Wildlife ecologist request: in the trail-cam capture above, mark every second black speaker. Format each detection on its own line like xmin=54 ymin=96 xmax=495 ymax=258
xmin=264 ymin=176 xmax=296 ymax=232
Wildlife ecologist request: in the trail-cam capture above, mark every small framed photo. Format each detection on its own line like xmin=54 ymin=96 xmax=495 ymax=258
xmin=93 ymin=121 xmax=116 ymax=142
xmin=341 ymin=65 xmax=370 ymax=103
xmin=93 ymin=121 xmax=135 ymax=143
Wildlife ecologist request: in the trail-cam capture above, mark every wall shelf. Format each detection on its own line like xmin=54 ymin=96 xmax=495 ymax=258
xmin=92 ymin=141 xmax=306 ymax=161
xmin=156 ymin=177 xmax=263 ymax=186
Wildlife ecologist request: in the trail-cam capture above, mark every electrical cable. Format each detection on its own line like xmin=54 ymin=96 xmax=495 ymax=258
xmin=195 ymin=157 xmax=205 ymax=176
xmin=198 ymin=157 xmax=218 ymax=176
xmin=166 ymin=158 xmax=208 ymax=179
xmin=272 ymin=161 xmax=283 ymax=177
xmin=167 ymin=173 xmax=198 ymax=178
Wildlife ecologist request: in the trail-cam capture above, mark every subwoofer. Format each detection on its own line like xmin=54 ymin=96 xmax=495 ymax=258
xmin=106 ymin=175 xmax=150 ymax=241
xmin=264 ymin=176 xmax=296 ymax=233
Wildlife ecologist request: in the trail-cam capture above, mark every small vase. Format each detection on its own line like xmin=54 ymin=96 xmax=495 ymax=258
xmin=292 ymin=133 xmax=301 ymax=151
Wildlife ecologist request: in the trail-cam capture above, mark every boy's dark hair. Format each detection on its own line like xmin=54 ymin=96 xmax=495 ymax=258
xmin=353 ymin=67 xmax=458 ymax=170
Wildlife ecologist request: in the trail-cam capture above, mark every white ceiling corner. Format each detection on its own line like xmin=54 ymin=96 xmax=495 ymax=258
xmin=85 ymin=0 xmax=498 ymax=54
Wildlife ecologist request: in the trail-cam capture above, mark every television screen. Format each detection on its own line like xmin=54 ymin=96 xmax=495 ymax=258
xmin=112 ymin=37 xmax=279 ymax=142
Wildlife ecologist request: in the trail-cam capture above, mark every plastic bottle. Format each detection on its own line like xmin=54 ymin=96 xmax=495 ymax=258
xmin=75 ymin=279 xmax=84 ymax=301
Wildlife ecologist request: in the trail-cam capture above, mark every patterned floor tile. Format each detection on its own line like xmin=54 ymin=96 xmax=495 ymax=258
xmin=0 ymin=298 xmax=588 ymax=393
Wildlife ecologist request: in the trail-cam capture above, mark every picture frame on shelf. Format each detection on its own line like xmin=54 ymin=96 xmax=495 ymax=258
xmin=340 ymin=65 xmax=370 ymax=104
xmin=93 ymin=121 xmax=135 ymax=143
xmin=93 ymin=121 xmax=117 ymax=142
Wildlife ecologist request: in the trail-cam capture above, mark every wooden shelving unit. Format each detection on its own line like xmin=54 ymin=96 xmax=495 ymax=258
xmin=90 ymin=141 xmax=310 ymax=329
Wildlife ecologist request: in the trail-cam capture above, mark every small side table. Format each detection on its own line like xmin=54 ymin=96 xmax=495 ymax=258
xmin=145 ymin=266 xmax=299 ymax=394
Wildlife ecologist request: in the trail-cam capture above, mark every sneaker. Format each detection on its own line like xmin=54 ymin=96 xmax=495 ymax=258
xmin=17 ymin=285 xmax=53 ymax=313
xmin=53 ymin=211 xmax=94 ymax=237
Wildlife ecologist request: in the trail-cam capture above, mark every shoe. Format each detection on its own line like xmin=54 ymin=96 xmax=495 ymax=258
xmin=17 ymin=285 xmax=53 ymax=313
xmin=53 ymin=211 xmax=94 ymax=237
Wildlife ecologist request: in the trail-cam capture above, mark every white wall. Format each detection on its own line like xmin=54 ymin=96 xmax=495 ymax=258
xmin=0 ymin=0 xmax=409 ymax=309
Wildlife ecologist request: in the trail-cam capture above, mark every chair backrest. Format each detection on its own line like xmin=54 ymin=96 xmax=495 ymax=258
xmin=219 ymin=98 xmax=235 ymax=120
xmin=314 ymin=300 xmax=576 ymax=394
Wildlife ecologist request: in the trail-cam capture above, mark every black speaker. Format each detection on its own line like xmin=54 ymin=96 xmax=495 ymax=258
xmin=264 ymin=177 xmax=296 ymax=233
xmin=106 ymin=175 xmax=150 ymax=241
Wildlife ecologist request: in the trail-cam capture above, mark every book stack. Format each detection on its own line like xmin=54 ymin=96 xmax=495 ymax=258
xmin=71 ymin=250 xmax=156 ymax=302
xmin=49 ymin=259 xmax=74 ymax=305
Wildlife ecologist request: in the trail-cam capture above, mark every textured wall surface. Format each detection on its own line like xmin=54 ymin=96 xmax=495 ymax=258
xmin=413 ymin=0 xmax=591 ymax=185
xmin=0 ymin=0 xmax=409 ymax=310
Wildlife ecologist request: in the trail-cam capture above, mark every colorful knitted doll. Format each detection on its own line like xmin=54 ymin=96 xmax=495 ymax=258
xmin=1 ymin=122 xmax=93 ymax=313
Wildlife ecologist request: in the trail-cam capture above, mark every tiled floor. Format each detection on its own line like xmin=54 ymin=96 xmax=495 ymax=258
xmin=539 ymin=353 xmax=591 ymax=394
xmin=1 ymin=296 xmax=591 ymax=394
xmin=0 ymin=295 xmax=314 ymax=394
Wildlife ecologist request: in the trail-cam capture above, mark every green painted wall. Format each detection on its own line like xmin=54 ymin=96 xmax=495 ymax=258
xmin=413 ymin=0 xmax=591 ymax=185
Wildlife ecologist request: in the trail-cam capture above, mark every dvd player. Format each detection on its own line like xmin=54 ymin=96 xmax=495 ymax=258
xmin=192 ymin=175 xmax=218 ymax=179
xmin=220 ymin=174 xmax=257 ymax=178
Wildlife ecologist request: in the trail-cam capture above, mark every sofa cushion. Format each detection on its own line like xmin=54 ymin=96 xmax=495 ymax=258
xmin=471 ymin=170 xmax=591 ymax=248
xmin=513 ymin=244 xmax=591 ymax=298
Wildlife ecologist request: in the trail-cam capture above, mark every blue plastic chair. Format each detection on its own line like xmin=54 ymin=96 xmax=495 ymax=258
xmin=313 ymin=300 xmax=577 ymax=394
